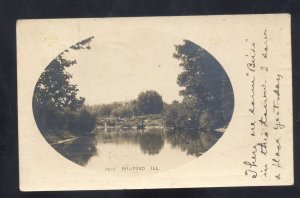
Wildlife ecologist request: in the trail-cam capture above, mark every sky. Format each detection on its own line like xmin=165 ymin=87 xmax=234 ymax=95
xmin=64 ymin=29 xmax=185 ymax=105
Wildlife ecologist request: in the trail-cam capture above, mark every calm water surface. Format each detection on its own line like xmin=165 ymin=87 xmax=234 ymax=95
xmin=53 ymin=128 xmax=219 ymax=173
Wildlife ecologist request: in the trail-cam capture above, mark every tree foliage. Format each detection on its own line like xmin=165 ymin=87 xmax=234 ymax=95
xmin=32 ymin=37 xmax=96 ymax=135
xmin=163 ymin=97 xmax=200 ymax=133
xmin=111 ymin=105 xmax=134 ymax=118
xmin=33 ymin=55 xmax=85 ymax=112
xmin=68 ymin=109 xmax=96 ymax=135
xmin=136 ymin=90 xmax=163 ymax=115
xmin=172 ymin=40 xmax=234 ymax=131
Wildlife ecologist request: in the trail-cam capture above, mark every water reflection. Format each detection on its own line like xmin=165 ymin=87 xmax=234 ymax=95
xmin=165 ymin=131 xmax=219 ymax=157
xmin=52 ymin=128 xmax=222 ymax=167
xmin=53 ymin=135 xmax=98 ymax=166
xmin=95 ymin=128 xmax=164 ymax=155
xmin=139 ymin=129 xmax=164 ymax=155
xmin=95 ymin=129 xmax=141 ymax=145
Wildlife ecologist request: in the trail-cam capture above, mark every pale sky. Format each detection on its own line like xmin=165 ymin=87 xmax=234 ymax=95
xmin=64 ymin=29 xmax=185 ymax=105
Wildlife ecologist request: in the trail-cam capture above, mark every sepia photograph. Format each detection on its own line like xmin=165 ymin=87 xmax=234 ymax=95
xmin=32 ymin=32 xmax=234 ymax=172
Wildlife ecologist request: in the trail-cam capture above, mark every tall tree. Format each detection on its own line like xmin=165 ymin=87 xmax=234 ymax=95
xmin=32 ymin=37 xmax=94 ymax=132
xmin=33 ymin=54 xmax=85 ymax=111
xmin=173 ymin=40 xmax=234 ymax=130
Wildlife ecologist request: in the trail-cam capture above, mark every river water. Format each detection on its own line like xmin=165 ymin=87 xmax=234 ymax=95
xmin=53 ymin=128 xmax=220 ymax=174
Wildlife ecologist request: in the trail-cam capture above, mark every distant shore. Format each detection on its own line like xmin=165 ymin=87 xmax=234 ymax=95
xmin=95 ymin=114 xmax=164 ymax=129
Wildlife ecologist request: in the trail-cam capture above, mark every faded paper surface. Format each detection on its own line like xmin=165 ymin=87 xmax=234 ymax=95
xmin=17 ymin=14 xmax=293 ymax=191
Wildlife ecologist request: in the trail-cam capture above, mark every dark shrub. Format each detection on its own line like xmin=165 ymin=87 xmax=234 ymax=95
xmin=163 ymin=98 xmax=200 ymax=133
xmin=68 ymin=109 xmax=96 ymax=135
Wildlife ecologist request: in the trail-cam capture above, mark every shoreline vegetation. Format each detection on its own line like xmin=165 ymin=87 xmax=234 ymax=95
xmin=32 ymin=38 xmax=234 ymax=153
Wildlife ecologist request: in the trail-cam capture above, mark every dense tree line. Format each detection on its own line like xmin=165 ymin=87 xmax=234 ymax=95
xmin=88 ymin=90 xmax=164 ymax=119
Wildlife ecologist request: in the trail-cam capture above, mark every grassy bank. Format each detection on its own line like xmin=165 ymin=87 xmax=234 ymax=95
xmin=42 ymin=130 xmax=77 ymax=145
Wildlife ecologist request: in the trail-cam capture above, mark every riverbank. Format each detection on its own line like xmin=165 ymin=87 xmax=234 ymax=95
xmin=42 ymin=130 xmax=78 ymax=145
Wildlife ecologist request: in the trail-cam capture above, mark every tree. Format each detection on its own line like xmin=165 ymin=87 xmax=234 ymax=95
xmin=94 ymin=102 xmax=122 ymax=117
xmin=111 ymin=105 xmax=133 ymax=118
xmin=32 ymin=53 xmax=85 ymax=133
xmin=163 ymin=97 xmax=200 ymax=133
xmin=136 ymin=90 xmax=163 ymax=115
xmin=32 ymin=36 xmax=95 ymax=134
xmin=173 ymin=40 xmax=234 ymax=130
xmin=33 ymin=55 xmax=85 ymax=112
xmin=68 ymin=109 xmax=96 ymax=135
xmin=129 ymin=99 xmax=139 ymax=116
xmin=163 ymin=101 xmax=181 ymax=129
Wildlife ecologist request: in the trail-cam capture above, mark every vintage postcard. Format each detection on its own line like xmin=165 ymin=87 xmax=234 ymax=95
xmin=17 ymin=14 xmax=293 ymax=191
